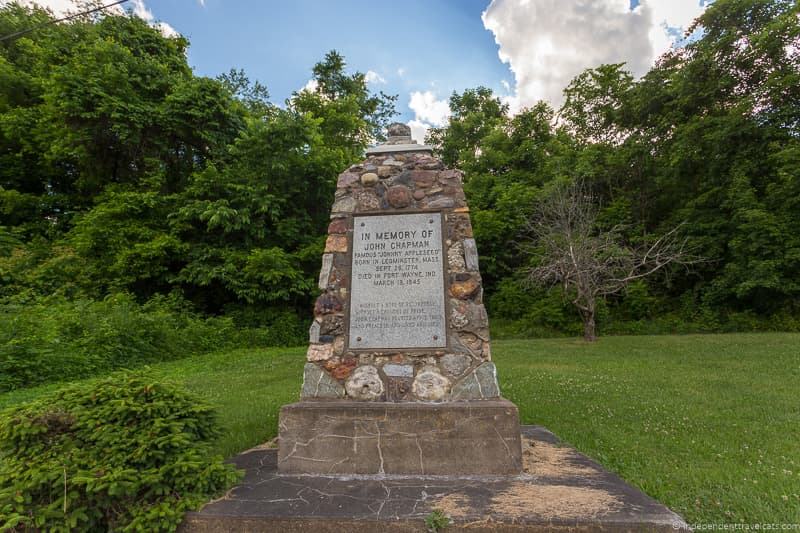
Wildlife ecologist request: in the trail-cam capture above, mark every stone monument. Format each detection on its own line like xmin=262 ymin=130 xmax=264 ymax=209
xmin=183 ymin=124 xmax=690 ymax=532
xmin=278 ymin=123 xmax=523 ymax=475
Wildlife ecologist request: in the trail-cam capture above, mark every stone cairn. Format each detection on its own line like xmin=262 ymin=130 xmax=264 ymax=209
xmin=303 ymin=123 xmax=500 ymax=402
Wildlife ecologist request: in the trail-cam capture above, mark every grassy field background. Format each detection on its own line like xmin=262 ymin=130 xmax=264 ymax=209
xmin=1 ymin=333 xmax=798 ymax=524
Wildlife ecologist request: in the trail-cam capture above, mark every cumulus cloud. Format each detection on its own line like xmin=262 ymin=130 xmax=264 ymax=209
xmin=405 ymin=90 xmax=451 ymax=144
xmin=5 ymin=0 xmax=178 ymax=37
xmin=301 ymin=78 xmax=319 ymax=93
xmin=130 ymin=0 xmax=178 ymax=37
xmin=407 ymin=119 xmax=430 ymax=144
xmin=408 ymin=90 xmax=450 ymax=127
xmin=482 ymin=0 xmax=709 ymax=109
xmin=365 ymin=70 xmax=386 ymax=84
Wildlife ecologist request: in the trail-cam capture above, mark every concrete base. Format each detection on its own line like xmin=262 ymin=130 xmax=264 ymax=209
xmin=277 ymin=400 xmax=523 ymax=475
xmin=181 ymin=426 xmax=689 ymax=532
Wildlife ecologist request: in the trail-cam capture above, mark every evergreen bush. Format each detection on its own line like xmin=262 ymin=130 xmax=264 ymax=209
xmin=0 ymin=372 xmax=239 ymax=531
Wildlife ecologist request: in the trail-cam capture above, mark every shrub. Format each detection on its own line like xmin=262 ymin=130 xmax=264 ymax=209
xmin=0 ymin=372 xmax=239 ymax=532
xmin=0 ymin=293 xmax=278 ymax=391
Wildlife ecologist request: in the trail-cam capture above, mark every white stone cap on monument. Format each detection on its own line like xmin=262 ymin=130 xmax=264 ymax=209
xmin=365 ymin=122 xmax=433 ymax=155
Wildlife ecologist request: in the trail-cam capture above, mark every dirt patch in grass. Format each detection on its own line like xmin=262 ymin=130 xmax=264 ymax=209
xmin=432 ymin=492 xmax=473 ymax=519
xmin=521 ymin=437 xmax=597 ymax=478
xmin=431 ymin=483 xmax=622 ymax=520
xmin=490 ymin=482 xmax=622 ymax=518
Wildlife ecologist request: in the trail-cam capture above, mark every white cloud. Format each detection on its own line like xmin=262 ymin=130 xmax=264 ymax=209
xmin=482 ymin=0 xmax=709 ymax=110
xmin=365 ymin=70 xmax=386 ymax=84
xmin=6 ymin=0 xmax=178 ymax=37
xmin=408 ymin=90 xmax=450 ymax=127
xmin=407 ymin=119 xmax=430 ymax=144
xmin=397 ymin=67 xmax=406 ymax=77
xmin=500 ymin=79 xmax=511 ymax=92
xmin=301 ymin=78 xmax=319 ymax=93
xmin=405 ymin=91 xmax=451 ymax=145
xmin=130 ymin=0 xmax=178 ymax=37
xmin=5 ymin=0 xmax=122 ymax=16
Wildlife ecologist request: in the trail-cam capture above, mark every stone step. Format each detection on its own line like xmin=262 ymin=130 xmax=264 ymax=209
xmin=180 ymin=426 xmax=689 ymax=532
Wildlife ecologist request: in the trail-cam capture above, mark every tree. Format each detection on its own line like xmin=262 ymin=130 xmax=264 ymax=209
xmin=291 ymin=50 xmax=397 ymax=158
xmin=524 ymin=181 xmax=696 ymax=341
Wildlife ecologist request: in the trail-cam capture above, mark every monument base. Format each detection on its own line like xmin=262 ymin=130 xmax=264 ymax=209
xmin=181 ymin=426 xmax=689 ymax=532
xmin=277 ymin=399 xmax=523 ymax=475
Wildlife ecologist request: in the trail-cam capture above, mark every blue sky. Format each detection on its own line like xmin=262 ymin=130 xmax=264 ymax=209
xmin=13 ymin=0 xmax=710 ymax=141
xmin=144 ymin=0 xmax=512 ymax=124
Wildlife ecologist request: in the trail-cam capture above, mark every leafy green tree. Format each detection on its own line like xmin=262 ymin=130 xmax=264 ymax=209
xmin=292 ymin=50 xmax=397 ymax=158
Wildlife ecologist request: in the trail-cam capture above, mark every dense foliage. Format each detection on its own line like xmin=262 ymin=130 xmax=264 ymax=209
xmin=0 ymin=372 xmax=239 ymax=531
xmin=0 ymin=294 xmax=303 ymax=392
xmin=1 ymin=0 xmax=798 ymax=378
xmin=0 ymin=3 xmax=396 ymax=389
xmin=429 ymin=0 xmax=800 ymax=336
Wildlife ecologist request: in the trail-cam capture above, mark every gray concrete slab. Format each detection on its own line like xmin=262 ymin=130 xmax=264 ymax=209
xmin=181 ymin=426 xmax=689 ymax=532
xmin=278 ymin=400 xmax=523 ymax=475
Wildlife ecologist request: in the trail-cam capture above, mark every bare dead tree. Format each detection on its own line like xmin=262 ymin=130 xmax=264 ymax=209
xmin=523 ymin=181 xmax=698 ymax=341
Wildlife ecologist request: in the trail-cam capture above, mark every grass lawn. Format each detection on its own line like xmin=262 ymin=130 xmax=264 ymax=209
xmin=1 ymin=333 xmax=798 ymax=525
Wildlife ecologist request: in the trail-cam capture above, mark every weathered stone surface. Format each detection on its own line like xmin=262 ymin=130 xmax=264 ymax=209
xmin=440 ymin=353 xmax=471 ymax=377
xmin=447 ymin=241 xmax=466 ymax=272
xmin=277 ymin=400 xmax=521 ymax=474
xmin=345 ymin=365 xmax=384 ymax=400
xmin=388 ymin=123 xmax=411 ymax=137
xmin=327 ymin=217 xmax=348 ymax=234
xmin=424 ymin=196 xmax=455 ymax=209
xmin=300 ymin=364 xmax=344 ymax=399
xmin=385 ymin=377 xmax=413 ymax=401
xmin=382 ymin=158 xmax=403 ymax=167
xmin=308 ymin=320 xmax=320 ymax=344
xmin=410 ymin=170 xmax=438 ymax=187
xmin=336 ymin=172 xmax=359 ymax=188
xmin=377 ymin=166 xmax=392 ymax=178
xmin=450 ymin=362 xmax=500 ymax=400
xmin=412 ymin=367 xmax=450 ymax=401
xmin=450 ymin=276 xmax=480 ymax=299
xmin=317 ymin=253 xmax=333 ymax=289
xmin=383 ymin=363 xmax=413 ymax=377
xmin=412 ymin=189 xmax=425 ymax=200
xmin=306 ymin=343 xmax=333 ymax=362
xmin=324 ymin=234 xmax=347 ymax=253
xmin=333 ymin=336 xmax=344 ymax=356
xmin=319 ymin=314 xmax=344 ymax=336
xmin=360 ymin=172 xmax=379 ymax=186
xmin=420 ymin=158 xmax=444 ymax=170
xmin=386 ymin=185 xmax=412 ymax=208
xmin=449 ymin=300 xmax=490 ymax=339
xmin=457 ymin=331 xmax=483 ymax=353
xmin=448 ymin=213 xmax=473 ymax=240
xmin=329 ymin=356 xmax=357 ymax=380
xmin=354 ymin=189 xmax=380 ymax=210
xmin=186 ymin=425 xmax=689 ymax=532
xmin=438 ymin=168 xmax=463 ymax=183
xmin=314 ymin=293 xmax=343 ymax=316
xmin=463 ymin=237 xmax=479 ymax=271
xmin=331 ymin=196 xmax=357 ymax=213
xmin=389 ymin=171 xmax=413 ymax=187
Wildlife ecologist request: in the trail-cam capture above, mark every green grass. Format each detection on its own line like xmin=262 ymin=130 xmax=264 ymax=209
xmin=1 ymin=333 xmax=799 ymax=524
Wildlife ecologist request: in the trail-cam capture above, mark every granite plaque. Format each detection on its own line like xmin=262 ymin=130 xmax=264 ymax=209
xmin=349 ymin=213 xmax=446 ymax=349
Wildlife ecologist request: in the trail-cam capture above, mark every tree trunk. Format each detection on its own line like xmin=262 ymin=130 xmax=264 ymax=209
xmin=582 ymin=310 xmax=597 ymax=342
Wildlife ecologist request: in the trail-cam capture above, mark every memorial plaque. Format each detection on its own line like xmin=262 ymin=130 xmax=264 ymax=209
xmin=349 ymin=213 xmax=446 ymax=349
